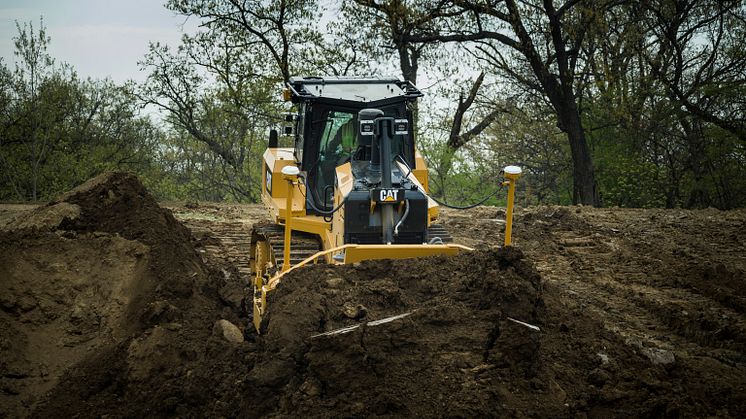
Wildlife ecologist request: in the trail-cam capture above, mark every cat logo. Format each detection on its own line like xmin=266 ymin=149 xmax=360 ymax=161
xmin=372 ymin=188 xmax=405 ymax=204
xmin=380 ymin=189 xmax=399 ymax=202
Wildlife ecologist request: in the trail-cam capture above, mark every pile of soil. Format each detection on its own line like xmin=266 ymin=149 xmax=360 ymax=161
xmin=0 ymin=172 xmax=247 ymax=417
xmin=242 ymin=246 xmax=744 ymax=418
xmin=246 ymin=248 xmax=545 ymax=417
xmin=443 ymin=205 xmax=746 ymax=416
xmin=1 ymin=173 xmax=744 ymax=417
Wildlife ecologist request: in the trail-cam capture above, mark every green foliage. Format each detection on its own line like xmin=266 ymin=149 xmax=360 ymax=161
xmin=0 ymin=19 xmax=160 ymax=201
xmin=593 ymin=139 xmax=667 ymax=208
xmin=137 ymin=0 xmax=330 ymax=202
xmin=419 ymin=0 xmax=746 ymax=209
xmin=421 ymin=103 xmax=574 ymax=207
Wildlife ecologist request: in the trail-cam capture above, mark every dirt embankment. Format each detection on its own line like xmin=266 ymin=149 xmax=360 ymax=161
xmin=444 ymin=205 xmax=746 ymax=416
xmin=0 ymin=172 xmax=247 ymax=418
xmin=0 ymin=174 xmax=744 ymax=418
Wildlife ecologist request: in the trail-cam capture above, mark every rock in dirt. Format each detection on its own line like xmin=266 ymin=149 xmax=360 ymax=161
xmin=299 ymin=377 xmax=322 ymax=397
xmin=642 ymin=347 xmax=676 ymax=365
xmin=215 ymin=319 xmax=244 ymax=343
xmin=325 ymin=277 xmax=344 ymax=288
xmin=341 ymin=302 xmax=367 ymax=319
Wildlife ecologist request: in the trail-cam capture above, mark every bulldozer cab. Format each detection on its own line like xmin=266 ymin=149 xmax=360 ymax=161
xmin=287 ymin=77 xmax=422 ymax=213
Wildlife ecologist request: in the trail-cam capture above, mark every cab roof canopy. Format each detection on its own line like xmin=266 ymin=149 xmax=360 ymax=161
xmin=287 ymin=76 xmax=422 ymax=107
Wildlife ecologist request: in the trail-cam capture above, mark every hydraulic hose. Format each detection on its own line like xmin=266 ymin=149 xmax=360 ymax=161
xmin=298 ymin=175 xmax=346 ymax=216
xmin=394 ymin=199 xmax=410 ymax=236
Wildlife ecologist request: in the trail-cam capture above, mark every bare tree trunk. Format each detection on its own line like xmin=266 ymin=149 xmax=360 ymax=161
xmin=398 ymin=43 xmax=420 ymax=130
xmin=680 ymin=117 xmax=710 ymax=208
xmin=561 ymin=108 xmax=599 ymax=206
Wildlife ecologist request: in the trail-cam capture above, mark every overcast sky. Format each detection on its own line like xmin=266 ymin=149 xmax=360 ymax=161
xmin=0 ymin=0 xmax=195 ymax=83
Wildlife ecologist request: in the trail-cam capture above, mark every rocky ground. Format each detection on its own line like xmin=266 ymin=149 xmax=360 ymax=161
xmin=0 ymin=172 xmax=744 ymax=418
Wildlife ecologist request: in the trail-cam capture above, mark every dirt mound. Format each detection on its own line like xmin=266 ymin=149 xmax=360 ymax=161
xmin=0 ymin=172 xmax=245 ymax=418
xmin=0 ymin=231 xmax=150 ymax=417
xmin=441 ymin=205 xmax=746 ymax=416
xmin=245 ymin=247 xmax=544 ymax=417
xmin=243 ymin=244 xmax=745 ymax=418
xmin=55 ymin=172 xmax=187 ymax=246
xmin=54 ymin=171 xmax=207 ymax=299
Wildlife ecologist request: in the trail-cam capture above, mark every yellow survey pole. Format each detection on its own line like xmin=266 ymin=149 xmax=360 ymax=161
xmin=281 ymin=166 xmax=300 ymax=272
xmin=503 ymin=166 xmax=522 ymax=247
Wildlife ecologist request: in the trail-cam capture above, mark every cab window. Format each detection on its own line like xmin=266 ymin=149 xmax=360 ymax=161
xmin=313 ymin=110 xmax=357 ymax=207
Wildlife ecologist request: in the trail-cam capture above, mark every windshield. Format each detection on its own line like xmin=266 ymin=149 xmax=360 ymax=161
xmin=320 ymin=111 xmax=356 ymax=159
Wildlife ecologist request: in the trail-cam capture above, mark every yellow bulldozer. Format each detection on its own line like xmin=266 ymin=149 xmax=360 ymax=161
xmin=250 ymin=76 xmax=521 ymax=332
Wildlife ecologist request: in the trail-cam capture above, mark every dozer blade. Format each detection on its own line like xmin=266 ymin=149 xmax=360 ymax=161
xmin=341 ymin=243 xmax=469 ymax=263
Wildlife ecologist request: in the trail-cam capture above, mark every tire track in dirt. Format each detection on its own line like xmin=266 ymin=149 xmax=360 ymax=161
xmin=168 ymin=203 xmax=269 ymax=279
xmin=557 ymin=218 xmax=745 ymax=352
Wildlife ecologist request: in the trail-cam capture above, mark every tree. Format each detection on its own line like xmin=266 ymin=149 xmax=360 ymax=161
xmin=167 ymin=0 xmax=320 ymax=83
xmin=635 ymin=0 xmax=746 ymax=208
xmin=343 ymin=0 xmax=501 ymax=128
xmin=139 ymin=0 xmax=336 ymax=201
xmin=407 ymin=0 xmax=609 ymax=206
xmin=559 ymin=0 xmax=746 ymax=208
xmin=643 ymin=0 xmax=746 ymax=142
xmin=8 ymin=18 xmax=54 ymax=200
xmin=0 ymin=19 xmax=160 ymax=201
xmin=138 ymin=40 xmax=275 ymax=202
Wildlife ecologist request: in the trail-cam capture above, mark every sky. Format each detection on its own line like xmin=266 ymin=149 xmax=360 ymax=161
xmin=0 ymin=0 xmax=196 ymax=83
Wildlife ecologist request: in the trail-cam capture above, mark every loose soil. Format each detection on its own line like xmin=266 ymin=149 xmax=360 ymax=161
xmin=0 ymin=173 xmax=744 ymax=418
